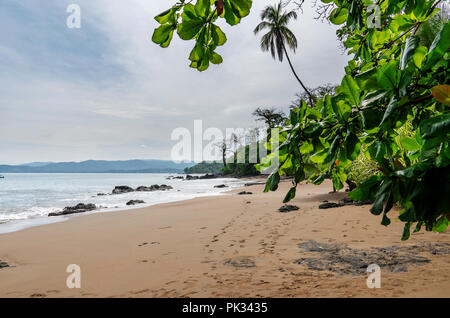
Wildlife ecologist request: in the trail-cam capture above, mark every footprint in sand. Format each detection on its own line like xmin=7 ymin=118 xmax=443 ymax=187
xmin=30 ymin=293 xmax=46 ymax=298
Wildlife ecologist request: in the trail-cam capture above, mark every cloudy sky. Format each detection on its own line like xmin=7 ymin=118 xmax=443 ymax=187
xmin=0 ymin=0 xmax=350 ymax=164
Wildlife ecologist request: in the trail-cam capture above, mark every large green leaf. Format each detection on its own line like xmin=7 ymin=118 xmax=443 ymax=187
xmin=340 ymin=75 xmax=360 ymax=107
xmin=211 ymin=24 xmax=227 ymax=46
xmin=330 ymin=7 xmax=348 ymax=25
xmin=424 ymin=22 xmax=450 ymax=70
xmin=376 ymin=60 xmax=400 ymax=91
xmin=229 ymin=0 xmax=252 ymax=18
xmin=177 ymin=20 xmax=205 ymax=40
xmin=194 ymin=0 xmax=211 ymax=17
xmin=400 ymin=137 xmax=421 ymax=151
xmin=420 ymin=113 xmax=450 ymax=139
xmin=400 ymin=36 xmax=419 ymax=70
xmin=152 ymin=24 xmax=176 ymax=47
xmin=223 ymin=0 xmax=241 ymax=25
xmin=361 ymin=108 xmax=383 ymax=130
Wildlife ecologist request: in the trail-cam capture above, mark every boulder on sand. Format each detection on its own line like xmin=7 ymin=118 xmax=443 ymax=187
xmin=48 ymin=203 xmax=96 ymax=217
xmin=214 ymin=184 xmax=228 ymax=188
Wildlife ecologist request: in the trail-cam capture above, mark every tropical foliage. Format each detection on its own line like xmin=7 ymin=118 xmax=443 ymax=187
xmin=153 ymin=0 xmax=450 ymax=239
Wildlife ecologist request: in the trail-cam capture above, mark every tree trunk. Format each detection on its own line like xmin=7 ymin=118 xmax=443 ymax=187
xmin=281 ymin=43 xmax=314 ymax=107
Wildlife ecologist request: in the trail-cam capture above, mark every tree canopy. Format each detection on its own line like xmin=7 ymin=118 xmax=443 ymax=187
xmin=153 ymin=0 xmax=450 ymax=239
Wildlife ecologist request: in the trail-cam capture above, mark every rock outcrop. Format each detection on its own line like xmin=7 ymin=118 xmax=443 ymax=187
xmin=112 ymin=186 xmax=134 ymax=194
xmin=48 ymin=203 xmax=96 ymax=217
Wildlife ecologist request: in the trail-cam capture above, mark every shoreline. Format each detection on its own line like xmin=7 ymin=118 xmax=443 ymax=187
xmin=0 ymin=174 xmax=256 ymax=235
xmin=0 ymin=180 xmax=449 ymax=297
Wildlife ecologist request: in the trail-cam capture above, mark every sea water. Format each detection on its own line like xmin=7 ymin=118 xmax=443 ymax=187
xmin=0 ymin=173 xmax=246 ymax=234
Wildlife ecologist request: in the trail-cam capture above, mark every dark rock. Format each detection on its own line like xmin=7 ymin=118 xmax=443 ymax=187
xmin=112 ymin=185 xmax=134 ymax=194
xmin=136 ymin=184 xmax=173 ymax=192
xmin=166 ymin=176 xmax=184 ymax=180
xmin=199 ymin=173 xmax=217 ymax=179
xmin=354 ymin=200 xmax=373 ymax=206
xmin=0 ymin=261 xmax=9 ymax=269
xmin=214 ymin=184 xmax=228 ymax=188
xmin=338 ymin=197 xmax=354 ymax=206
xmin=244 ymin=182 xmax=266 ymax=187
xmin=49 ymin=203 xmax=96 ymax=217
xmin=126 ymin=200 xmax=145 ymax=206
xmin=238 ymin=191 xmax=253 ymax=195
xmin=185 ymin=175 xmax=199 ymax=180
xmin=97 ymin=193 xmax=106 ymax=196
xmin=278 ymin=205 xmax=300 ymax=213
xmin=318 ymin=202 xmax=341 ymax=209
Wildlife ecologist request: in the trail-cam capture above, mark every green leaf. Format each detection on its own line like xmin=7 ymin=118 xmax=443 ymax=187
xmin=376 ymin=60 xmax=400 ymax=91
xmin=283 ymin=187 xmax=297 ymax=203
xmin=424 ymin=22 xmax=450 ymax=70
xmin=380 ymin=95 xmax=399 ymax=127
xmin=177 ymin=20 xmax=205 ymax=40
xmin=340 ymin=75 xmax=360 ymax=107
xmin=412 ymin=45 xmax=427 ymax=69
xmin=229 ymin=0 xmax=252 ymax=18
xmin=270 ymin=172 xmax=280 ymax=191
xmin=211 ymin=24 xmax=227 ymax=46
xmin=361 ymin=108 xmax=383 ymax=130
xmin=152 ymin=24 xmax=176 ymax=46
xmin=370 ymin=179 xmax=392 ymax=215
xmin=400 ymin=137 xmax=420 ymax=151
xmin=194 ymin=0 xmax=211 ymax=17
xmin=400 ymin=36 xmax=419 ymax=70
xmin=420 ymin=113 xmax=450 ymax=139
xmin=182 ymin=4 xmax=199 ymax=21
xmin=223 ymin=0 xmax=240 ymax=25
xmin=208 ymin=51 xmax=223 ymax=64
xmin=303 ymin=123 xmax=323 ymax=138
xmin=401 ymin=222 xmax=412 ymax=241
xmin=433 ymin=215 xmax=449 ymax=232
xmin=155 ymin=8 xmax=177 ymax=24
xmin=330 ymin=7 xmax=348 ymax=25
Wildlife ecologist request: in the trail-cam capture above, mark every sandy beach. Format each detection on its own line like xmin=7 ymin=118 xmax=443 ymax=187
xmin=0 ymin=179 xmax=449 ymax=298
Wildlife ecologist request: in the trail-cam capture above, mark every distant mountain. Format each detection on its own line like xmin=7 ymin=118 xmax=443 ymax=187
xmin=0 ymin=160 xmax=194 ymax=173
xmin=19 ymin=162 xmax=54 ymax=167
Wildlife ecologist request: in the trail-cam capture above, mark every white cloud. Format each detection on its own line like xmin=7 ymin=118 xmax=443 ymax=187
xmin=0 ymin=0 xmax=350 ymax=164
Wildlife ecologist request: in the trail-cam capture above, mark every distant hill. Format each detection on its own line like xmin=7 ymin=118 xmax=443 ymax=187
xmin=0 ymin=160 xmax=194 ymax=173
xmin=184 ymin=161 xmax=224 ymax=174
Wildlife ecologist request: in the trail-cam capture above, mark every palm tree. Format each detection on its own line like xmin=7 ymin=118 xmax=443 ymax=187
xmin=254 ymin=2 xmax=313 ymax=105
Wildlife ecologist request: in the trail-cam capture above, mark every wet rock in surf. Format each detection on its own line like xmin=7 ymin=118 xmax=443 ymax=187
xmin=136 ymin=184 xmax=173 ymax=192
xmin=112 ymin=186 xmax=134 ymax=194
xmin=48 ymin=203 xmax=96 ymax=217
xmin=126 ymin=200 xmax=145 ymax=206
xmin=214 ymin=184 xmax=228 ymax=188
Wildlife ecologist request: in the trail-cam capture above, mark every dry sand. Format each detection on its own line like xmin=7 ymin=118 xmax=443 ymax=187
xmin=0 ymin=179 xmax=449 ymax=298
